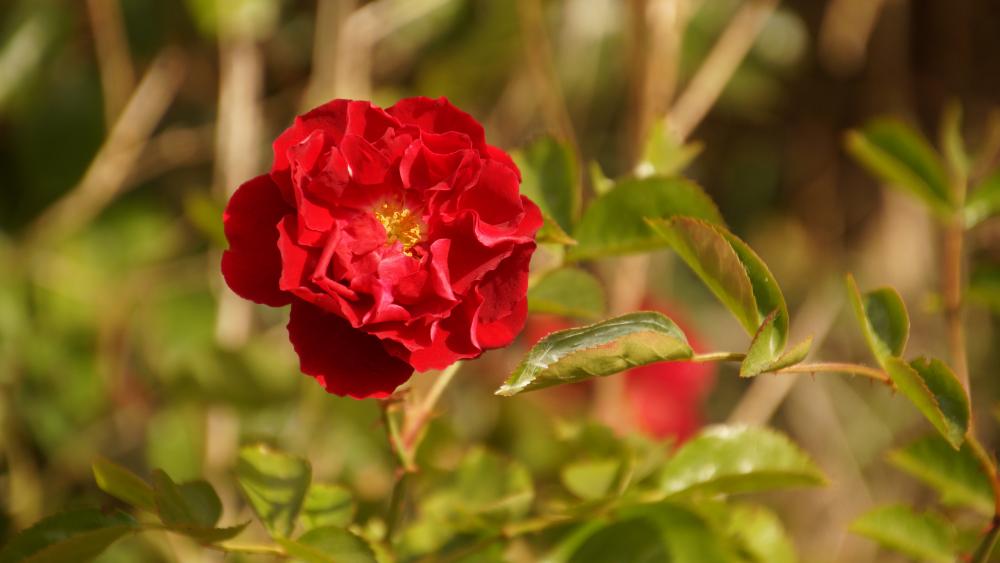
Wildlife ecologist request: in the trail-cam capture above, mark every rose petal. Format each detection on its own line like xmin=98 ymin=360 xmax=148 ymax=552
xmin=288 ymin=299 xmax=413 ymax=398
xmin=458 ymin=160 xmax=525 ymax=225
xmin=221 ymin=174 xmax=293 ymax=307
xmin=388 ymin=97 xmax=486 ymax=150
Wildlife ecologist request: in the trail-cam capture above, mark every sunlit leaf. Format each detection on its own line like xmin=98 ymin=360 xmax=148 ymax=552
xmin=589 ymin=161 xmax=614 ymax=195
xmin=720 ymin=504 xmax=796 ymax=563
xmin=236 ymin=444 xmax=312 ymax=538
xmin=657 ymin=425 xmax=825 ymax=497
xmin=567 ymin=177 xmax=723 ymax=261
xmin=514 ymin=136 xmax=580 ymax=232
xmin=276 ymin=527 xmax=377 ymax=563
xmin=92 ymin=457 xmax=156 ymax=512
xmin=0 ymin=509 xmax=137 ymax=563
xmin=851 ymin=505 xmax=956 ymax=563
xmin=299 ymin=484 xmax=355 ymax=531
xmin=846 ymin=118 xmax=954 ymax=217
xmin=884 ymin=357 xmax=969 ymax=449
xmin=528 ymin=267 xmax=606 ymax=320
xmin=561 ymin=459 xmax=622 ymax=500
xmin=965 ymin=169 xmax=1000 ymax=228
xmin=889 ymin=435 xmax=993 ymax=516
xmin=496 ymin=312 xmax=692 ymax=396
xmin=846 ymin=275 xmax=909 ymax=365
xmin=637 ymin=121 xmax=704 ymax=178
xmin=649 ymin=217 xmax=787 ymax=346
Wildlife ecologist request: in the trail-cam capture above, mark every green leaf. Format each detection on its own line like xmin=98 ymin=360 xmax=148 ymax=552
xmin=561 ymin=459 xmax=622 ymax=500
xmin=721 ymin=504 xmax=796 ymax=563
xmin=451 ymin=448 xmax=534 ymax=523
xmin=236 ymin=444 xmax=312 ymax=538
xmin=536 ymin=209 xmax=577 ymax=246
xmin=589 ymin=161 xmax=614 ymax=195
xmin=276 ymin=526 xmax=377 ymax=563
xmin=721 ymin=227 xmax=788 ymax=348
xmin=766 ymin=336 xmax=813 ymax=372
xmin=657 ymin=425 xmax=825 ymax=497
xmin=150 ymin=469 xmax=246 ymax=543
xmin=884 ymin=357 xmax=969 ymax=449
xmin=299 ymin=484 xmax=355 ymax=531
xmin=528 ymin=267 xmax=606 ymax=320
xmin=845 ymin=118 xmax=954 ymax=217
xmin=649 ymin=217 xmax=787 ymax=345
xmin=851 ymin=505 xmax=956 ymax=563
xmin=151 ymin=470 xmax=197 ymax=527
xmin=567 ymin=177 xmax=723 ymax=261
xmin=514 ymin=136 xmax=580 ymax=232
xmin=740 ymin=311 xmax=806 ymax=377
xmin=965 ymin=169 xmax=1000 ymax=228
xmin=0 ymin=509 xmax=137 ymax=563
xmin=177 ymin=480 xmax=223 ymax=528
xmin=637 ymin=121 xmax=704 ymax=177
xmin=889 ymin=435 xmax=994 ymax=516
xmin=92 ymin=456 xmax=157 ymax=512
xmin=560 ymin=502 xmax=736 ymax=563
xmin=496 ymin=312 xmax=692 ymax=396
xmin=846 ymin=275 xmax=909 ymax=365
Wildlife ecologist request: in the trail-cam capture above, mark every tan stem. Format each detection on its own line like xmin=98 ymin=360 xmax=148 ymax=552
xmin=26 ymin=51 xmax=185 ymax=248
xmin=667 ymin=0 xmax=778 ymax=141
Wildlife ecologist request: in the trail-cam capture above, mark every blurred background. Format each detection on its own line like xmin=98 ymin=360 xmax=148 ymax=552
xmin=1 ymin=0 xmax=999 ymax=561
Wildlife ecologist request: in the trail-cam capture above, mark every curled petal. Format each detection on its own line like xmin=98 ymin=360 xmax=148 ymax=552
xmin=221 ymin=175 xmax=292 ymax=307
xmin=288 ymin=300 xmax=412 ymax=398
xmin=388 ymin=96 xmax=486 ymax=150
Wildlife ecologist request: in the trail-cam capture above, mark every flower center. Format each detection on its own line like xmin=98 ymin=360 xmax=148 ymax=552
xmin=374 ymin=200 xmax=423 ymax=253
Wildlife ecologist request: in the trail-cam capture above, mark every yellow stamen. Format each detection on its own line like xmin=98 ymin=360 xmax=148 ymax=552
xmin=374 ymin=201 xmax=423 ymax=253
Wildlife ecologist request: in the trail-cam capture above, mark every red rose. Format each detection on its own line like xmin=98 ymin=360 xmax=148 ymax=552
xmin=523 ymin=303 xmax=715 ymax=441
xmin=222 ymin=97 xmax=542 ymax=398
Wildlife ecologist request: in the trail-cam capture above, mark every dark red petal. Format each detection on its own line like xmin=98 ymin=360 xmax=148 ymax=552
xmin=221 ymin=175 xmax=292 ymax=307
xmin=288 ymin=300 xmax=413 ymax=399
xmin=387 ymin=97 xmax=486 ymax=150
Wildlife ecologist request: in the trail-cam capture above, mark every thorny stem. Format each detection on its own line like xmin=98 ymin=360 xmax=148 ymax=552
xmin=402 ymin=362 xmax=462 ymax=451
xmin=773 ymin=362 xmax=891 ymax=385
xmin=692 ymin=353 xmax=892 ymax=385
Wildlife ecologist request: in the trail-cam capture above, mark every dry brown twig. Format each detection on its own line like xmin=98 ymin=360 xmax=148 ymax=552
xmin=26 ymin=50 xmax=185 ymax=248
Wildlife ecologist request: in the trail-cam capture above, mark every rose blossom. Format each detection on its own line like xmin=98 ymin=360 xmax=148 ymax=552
xmin=222 ymin=97 xmax=541 ymax=398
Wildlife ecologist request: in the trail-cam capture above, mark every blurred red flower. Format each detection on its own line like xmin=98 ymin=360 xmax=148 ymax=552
xmin=524 ymin=303 xmax=715 ymax=441
xmin=222 ymin=97 xmax=541 ymax=398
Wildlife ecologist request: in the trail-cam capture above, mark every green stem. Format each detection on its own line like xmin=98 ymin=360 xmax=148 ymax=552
xmin=773 ymin=362 xmax=891 ymax=385
xmin=691 ymin=351 xmax=745 ymax=363
xmin=385 ymin=470 xmax=410 ymax=542
xmin=971 ymin=517 xmax=1000 ymax=563
xmin=212 ymin=542 xmax=287 ymax=556
xmin=401 ymin=362 xmax=462 ymax=450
